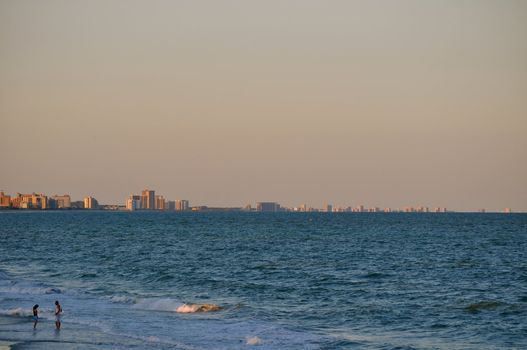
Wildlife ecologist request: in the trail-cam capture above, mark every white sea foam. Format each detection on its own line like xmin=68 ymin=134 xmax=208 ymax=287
xmin=133 ymin=298 xmax=183 ymax=312
xmin=176 ymin=303 xmax=222 ymax=313
xmin=246 ymin=336 xmax=263 ymax=345
xmin=0 ymin=307 xmax=31 ymax=317
xmin=132 ymin=298 xmax=221 ymax=313
xmin=0 ymin=340 xmax=16 ymax=350
xmin=0 ymin=307 xmax=56 ymax=318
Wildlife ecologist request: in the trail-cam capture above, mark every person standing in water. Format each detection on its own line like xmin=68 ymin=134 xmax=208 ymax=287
xmin=32 ymin=304 xmax=39 ymax=329
xmin=54 ymin=300 xmax=62 ymax=330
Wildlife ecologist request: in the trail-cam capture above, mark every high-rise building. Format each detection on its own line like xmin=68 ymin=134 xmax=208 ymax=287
xmin=155 ymin=195 xmax=166 ymax=210
xmin=12 ymin=193 xmax=48 ymax=209
xmin=175 ymin=199 xmax=189 ymax=211
xmin=125 ymin=195 xmax=141 ymax=211
xmin=52 ymin=194 xmax=71 ymax=209
xmin=256 ymin=202 xmax=280 ymax=212
xmin=141 ymin=189 xmax=155 ymax=210
xmin=167 ymin=200 xmax=176 ymax=210
xmin=324 ymin=204 xmax=333 ymax=212
xmin=84 ymin=196 xmax=99 ymax=209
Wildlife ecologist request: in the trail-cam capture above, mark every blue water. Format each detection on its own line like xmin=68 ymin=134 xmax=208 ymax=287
xmin=0 ymin=212 xmax=526 ymax=349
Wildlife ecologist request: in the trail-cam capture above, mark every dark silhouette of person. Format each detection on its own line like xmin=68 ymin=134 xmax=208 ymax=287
xmin=32 ymin=304 xmax=39 ymax=329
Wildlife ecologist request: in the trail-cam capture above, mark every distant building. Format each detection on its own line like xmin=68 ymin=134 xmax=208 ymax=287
xmin=52 ymin=194 xmax=71 ymax=209
xmin=191 ymin=206 xmax=207 ymax=211
xmin=167 ymin=200 xmax=176 ymax=210
xmin=0 ymin=192 xmax=11 ymax=208
xmin=256 ymin=202 xmax=280 ymax=212
xmin=84 ymin=196 xmax=99 ymax=209
xmin=175 ymin=199 xmax=189 ymax=211
xmin=141 ymin=189 xmax=155 ymax=210
xmin=125 ymin=195 xmax=141 ymax=211
xmin=325 ymin=204 xmax=333 ymax=212
xmin=70 ymin=201 xmax=84 ymax=209
xmin=504 ymin=208 xmax=512 ymax=213
xmin=11 ymin=193 xmax=48 ymax=209
xmin=155 ymin=195 xmax=166 ymax=210
xmin=10 ymin=196 xmax=22 ymax=209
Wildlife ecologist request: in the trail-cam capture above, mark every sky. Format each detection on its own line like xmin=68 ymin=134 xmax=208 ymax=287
xmin=1 ymin=0 xmax=526 ymax=211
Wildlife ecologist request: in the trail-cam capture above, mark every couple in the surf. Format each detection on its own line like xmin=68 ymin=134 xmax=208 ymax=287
xmin=32 ymin=300 xmax=62 ymax=329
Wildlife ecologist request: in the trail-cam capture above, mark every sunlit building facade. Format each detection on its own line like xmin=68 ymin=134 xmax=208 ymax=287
xmin=141 ymin=189 xmax=155 ymax=210
xmin=175 ymin=199 xmax=189 ymax=211
xmin=84 ymin=196 xmax=99 ymax=209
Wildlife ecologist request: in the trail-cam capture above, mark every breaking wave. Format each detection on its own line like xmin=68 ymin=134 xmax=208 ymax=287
xmin=176 ymin=303 xmax=222 ymax=313
xmin=0 ymin=307 xmax=56 ymax=318
xmin=465 ymin=301 xmax=504 ymax=313
xmin=0 ymin=307 xmax=32 ymax=317
xmin=0 ymin=285 xmax=63 ymax=295
xmin=246 ymin=336 xmax=263 ymax=345
xmin=132 ymin=298 xmax=221 ymax=313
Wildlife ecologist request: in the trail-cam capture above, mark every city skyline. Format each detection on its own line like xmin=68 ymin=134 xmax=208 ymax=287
xmin=1 ymin=1 xmax=526 ymax=211
xmin=0 ymin=189 xmax=518 ymax=213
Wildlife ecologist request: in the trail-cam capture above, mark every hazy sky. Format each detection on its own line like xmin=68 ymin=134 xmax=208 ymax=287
xmin=1 ymin=0 xmax=526 ymax=211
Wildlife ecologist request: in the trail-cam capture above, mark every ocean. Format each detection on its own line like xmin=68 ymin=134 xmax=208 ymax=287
xmin=0 ymin=211 xmax=526 ymax=349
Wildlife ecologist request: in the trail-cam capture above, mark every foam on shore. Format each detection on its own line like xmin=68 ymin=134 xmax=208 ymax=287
xmin=0 ymin=341 xmax=15 ymax=350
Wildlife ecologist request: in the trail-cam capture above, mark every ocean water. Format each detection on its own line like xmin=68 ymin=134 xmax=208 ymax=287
xmin=0 ymin=211 xmax=526 ymax=349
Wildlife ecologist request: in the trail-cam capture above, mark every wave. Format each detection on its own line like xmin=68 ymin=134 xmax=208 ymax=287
xmin=176 ymin=303 xmax=222 ymax=313
xmin=0 ymin=307 xmax=57 ymax=318
xmin=246 ymin=336 xmax=263 ymax=345
xmin=0 ymin=307 xmax=32 ymax=317
xmin=465 ymin=301 xmax=504 ymax=313
xmin=132 ymin=298 xmax=222 ymax=313
xmin=0 ymin=285 xmax=62 ymax=295
xmin=360 ymin=272 xmax=389 ymax=279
